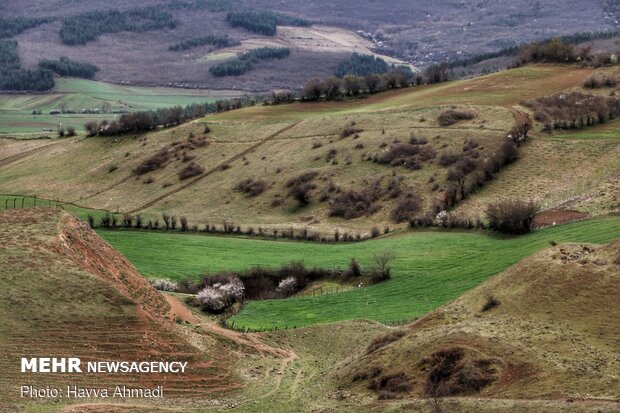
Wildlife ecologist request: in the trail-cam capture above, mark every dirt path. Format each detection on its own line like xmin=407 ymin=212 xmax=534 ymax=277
xmin=164 ymin=294 xmax=297 ymax=360
xmin=0 ymin=138 xmax=76 ymax=168
xmin=126 ymin=120 xmax=302 ymax=214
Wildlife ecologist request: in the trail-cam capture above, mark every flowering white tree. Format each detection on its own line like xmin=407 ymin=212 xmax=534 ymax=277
xmin=150 ymin=278 xmax=178 ymax=292
xmin=196 ymin=277 xmax=244 ymax=313
xmin=276 ymin=276 xmax=297 ymax=295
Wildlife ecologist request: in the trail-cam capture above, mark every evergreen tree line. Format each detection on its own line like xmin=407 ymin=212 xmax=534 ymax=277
xmin=0 ymin=16 xmax=52 ymax=38
xmin=225 ymin=10 xmax=310 ymax=36
xmin=0 ymin=40 xmax=54 ymax=91
xmin=38 ymin=57 xmax=99 ymax=79
xmin=167 ymin=0 xmax=237 ymax=13
xmin=209 ymin=46 xmax=290 ymax=77
xmin=168 ymin=35 xmax=237 ymax=51
xmin=60 ymin=8 xmax=177 ymax=45
xmin=334 ymin=53 xmax=401 ymax=78
xmin=85 ymin=97 xmax=252 ymax=136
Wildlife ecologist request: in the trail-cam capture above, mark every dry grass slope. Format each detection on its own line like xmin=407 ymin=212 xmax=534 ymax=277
xmin=341 ymin=240 xmax=620 ymax=408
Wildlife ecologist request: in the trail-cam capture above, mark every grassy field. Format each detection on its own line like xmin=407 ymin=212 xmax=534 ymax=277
xmin=98 ymin=215 xmax=620 ymax=330
xmin=0 ymin=78 xmax=242 ymax=135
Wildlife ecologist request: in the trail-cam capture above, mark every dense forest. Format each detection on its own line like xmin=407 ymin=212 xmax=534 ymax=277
xmin=167 ymin=0 xmax=237 ymax=12
xmin=0 ymin=40 xmax=54 ymax=91
xmin=39 ymin=57 xmax=99 ymax=79
xmin=0 ymin=17 xmax=52 ymax=38
xmin=168 ymin=35 xmax=236 ymax=51
xmin=209 ymin=47 xmax=290 ymax=77
xmin=335 ymin=53 xmax=391 ymax=77
xmin=225 ymin=10 xmax=310 ymax=36
xmin=60 ymin=8 xmax=177 ymax=45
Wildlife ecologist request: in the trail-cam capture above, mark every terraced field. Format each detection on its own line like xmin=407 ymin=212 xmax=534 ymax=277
xmin=99 ymin=215 xmax=620 ymax=330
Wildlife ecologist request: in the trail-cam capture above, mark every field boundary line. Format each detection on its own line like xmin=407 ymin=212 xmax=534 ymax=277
xmin=126 ymin=120 xmax=302 ymax=214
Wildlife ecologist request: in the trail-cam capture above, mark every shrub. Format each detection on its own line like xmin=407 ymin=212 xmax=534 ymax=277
xmin=481 ymin=295 xmax=500 ymax=312
xmin=583 ymin=72 xmax=618 ymax=88
xmin=134 ymin=148 xmax=170 ymax=175
xmin=276 ymin=276 xmax=298 ymax=295
xmin=368 ymin=372 xmax=412 ymax=399
xmin=86 ymin=214 xmax=95 ymax=228
xmin=438 ymin=152 xmax=461 ymax=167
xmin=286 ymin=171 xmax=318 ymax=204
xmin=150 ymin=278 xmax=178 ymax=292
xmin=340 ymin=124 xmax=364 ymax=138
xmin=66 ymin=126 xmax=76 ymax=136
xmin=437 ymin=110 xmax=476 ymax=126
xmin=195 ymin=276 xmax=244 ymax=313
xmin=486 ymin=199 xmax=538 ymax=234
xmin=376 ymin=140 xmax=436 ymax=169
xmin=178 ymin=161 xmax=204 ymax=180
xmin=236 ymin=178 xmax=268 ymax=197
xmin=366 ymin=330 xmax=406 ymax=354
xmin=329 ymin=189 xmax=380 ymax=219
xmin=391 ymin=193 xmax=422 ymax=223
xmin=107 ymin=164 xmax=118 ymax=173
xmin=371 ymin=252 xmax=392 ymax=283
xmin=346 ymin=258 xmax=362 ymax=277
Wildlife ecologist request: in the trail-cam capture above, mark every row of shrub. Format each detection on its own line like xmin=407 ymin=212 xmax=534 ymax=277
xmin=91 ymin=211 xmax=392 ymax=242
xmin=84 ymin=97 xmax=247 ymax=136
xmin=209 ymin=46 xmax=290 ymax=77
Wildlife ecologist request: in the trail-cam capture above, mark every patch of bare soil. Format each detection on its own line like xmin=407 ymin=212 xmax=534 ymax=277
xmin=533 ymin=209 xmax=589 ymax=228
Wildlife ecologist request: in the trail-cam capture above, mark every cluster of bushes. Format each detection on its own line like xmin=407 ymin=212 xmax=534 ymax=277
xmin=422 ymin=347 xmax=497 ymax=398
xmin=437 ymin=109 xmax=476 ymax=126
xmin=195 ymin=276 xmax=244 ymax=313
xmin=583 ymin=73 xmax=618 ymax=88
xmin=373 ymin=136 xmax=436 ymax=170
xmin=390 ymin=192 xmax=422 ymax=223
xmin=513 ymin=37 xmax=619 ymax=68
xmin=225 ymin=9 xmax=309 ymax=36
xmin=209 ymin=46 xmax=290 ymax=77
xmin=85 ymin=97 xmax=247 ymax=136
xmin=329 ymin=187 xmax=382 ymax=219
xmin=0 ymin=40 xmax=54 ymax=91
xmin=173 ymin=256 xmax=391 ymax=313
xmin=486 ymin=199 xmax=538 ymax=234
xmin=0 ymin=16 xmax=52 ymax=38
xmin=168 ymin=35 xmax=235 ymax=51
xmin=286 ymin=171 xmax=318 ymax=205
xmin=38 ymin=57 xmax=99 ymax=79
xmin=60 ymin=8 xmax=177 ymax=45
xmin=523 ymin=92 xmax=620 ymax=131
xmin=178 ymin=161 xmax=204 ymax=180
xmin=235 ymin=178 xmax=268 ymax=197
xmin=133 ymin=148 xmax=171 ymax=175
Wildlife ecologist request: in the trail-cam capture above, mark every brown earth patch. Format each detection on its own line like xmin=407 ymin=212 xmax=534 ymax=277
xmin=533 ymin=209 xmax=589 ymax=228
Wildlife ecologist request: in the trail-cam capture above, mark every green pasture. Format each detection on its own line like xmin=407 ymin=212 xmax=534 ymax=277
xmin=0 ymin=78 xmax=242 ymax=134
xmin=98 ymin=215 xmax=620 ymax=330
